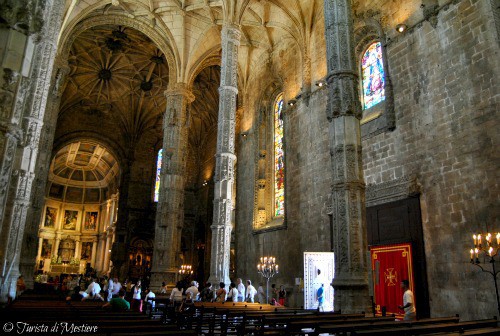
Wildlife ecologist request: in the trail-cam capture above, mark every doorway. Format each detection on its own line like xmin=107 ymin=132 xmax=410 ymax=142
xmin=367 ymin=196 xmax=430 ymax=318
xmin=303 ymin=252 xmax=334 ymax=310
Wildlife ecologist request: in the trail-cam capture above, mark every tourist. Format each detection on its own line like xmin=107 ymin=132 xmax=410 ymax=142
xmin=236 ymin=278 xmax=245 ymax=302
xmin=398 ymin=279 xmax=416 ymax=321
xmin=257 ymin=283 xmax=265 ymax=303
xmin=132 ymin=279 xmax=142 ymax=312
xmin=227 ymin=282 xmax=238 ymax=302
xmin=200 ymin=282 xmax=213 ymax=302
xmin=103 ymin=289 xmax=130 ymax=311
xmin=111 ymin=278 xmax=122 ymax=298
xmin=317 ymin=283 xmax=325 ymax=312
xmin=83 ymin=277 xmax=103 ymax=301
xmin=170 ymin=281 xmax=184 ymax=311
xmin=215 ymin=282 xmax=226 ymax=302
xmin=107 ymin=276 xmax=114 ymax=301
xmin=185 ymin=280 xmax=199 ymax=300
xmin=160 ymin=281 xmax=168 ymax=294
xmin=66 ymin=286 xmax=83 ymax=301
xmin=278 ymin=285 xmax=286 ymax=306
xmin=246 ymin=280 xmax=257 ymax=303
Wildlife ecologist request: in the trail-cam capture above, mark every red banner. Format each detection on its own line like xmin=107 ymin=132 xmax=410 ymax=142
xmin=370 ymin=243 xmax=415 ymax=319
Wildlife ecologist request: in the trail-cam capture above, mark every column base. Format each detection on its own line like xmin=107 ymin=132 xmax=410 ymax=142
xmin=0 ymin=270 xmax=20 ymax=305
xmin=331 ymin=277 xmax=372 ymax=314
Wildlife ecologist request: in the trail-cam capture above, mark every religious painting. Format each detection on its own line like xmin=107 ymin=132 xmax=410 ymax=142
xmin=370 ymin=243 xmax=415 ymax=319
xmin=44 ymin=207 xmax=57 ymax=228
xmin=81 ymin=242 xmax=92 ymax=260
xmin=41 ymin=239 xmax=53 ymax=258
xmin=63 ymin=210 xmax=78 ymax=230
xmin=84 ymin=211 xmax=98 ymax=231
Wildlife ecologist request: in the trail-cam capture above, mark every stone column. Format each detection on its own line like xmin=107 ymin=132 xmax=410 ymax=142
xmin=20 ymin=58 xmax=69 ymax=289
xmin=0 ymin=0 xmax=65 ymax=304
xmin=103 ymin=232 xmax=112 ymax=275
xmin=151 ymin=83 xmax=194 ymax=287
xmin=323 ymin=0 xmax=371 ymax=313
xmin=208 ymin=24 xmax=240 ymax=287
xmin=73 ymin=237 xmax=80 ymax=260
xmin=91 ymin=239 xmax=98 ymax=268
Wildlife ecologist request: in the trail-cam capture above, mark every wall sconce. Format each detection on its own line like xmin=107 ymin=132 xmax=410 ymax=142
xmin=240 ymin=132 xmax=248 ymax=138
xmin=315 ymin=80 xmax=326 ymax=88
xmin=288 ymin=99 xmax=296 ymax=106
xmin=396 ymin=24 xmax=407 ymax=33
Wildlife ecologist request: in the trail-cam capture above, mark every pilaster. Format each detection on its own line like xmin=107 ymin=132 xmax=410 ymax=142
xmin=208 ymin=23 xmax=241 ymax=287
xmin=323 ymin=0 xmax=371 ymax=314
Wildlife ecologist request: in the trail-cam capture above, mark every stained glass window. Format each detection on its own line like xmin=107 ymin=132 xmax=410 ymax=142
xmin=274 ymin=93 xmax=284 ymax=217
xmin=362 ymin=41 xmax=385 ymax=110
xmin=154 ymin=149 xmax=162 ymax=202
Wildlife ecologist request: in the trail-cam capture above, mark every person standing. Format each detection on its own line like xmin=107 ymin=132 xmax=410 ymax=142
xmin=257 ymin=283 xmax=265 ymax=303
xmin=200 ymin=282 xmax=214 ymax=302
xmin=107 ymin=277 xmax=114 ymax=302
xmin=236 ymin=278 xmax=245 ymax=302
xmin=278 ymin=285 xmax=286 ymax=306
xmin=185 ymin=281 xmax=199 ymax=300
xmin=132 ymin=280 xmax=142 ymax=312
xmin=398 ymin=279 xmax=416 ymax=321
xmin=215 ymin=282 xmax=227 ymax=302
xmin=246 ymin=280 xmax=257 ymax=303
xmin=227 ymin=282 xmax=238 ymax=302
xmin=317 ymin=283 xmax=325 ymax=312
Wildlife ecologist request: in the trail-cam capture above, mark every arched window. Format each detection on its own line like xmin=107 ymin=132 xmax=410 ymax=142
xmin=361 ymin=41 xmax=385 ymax=110
xmin=154 ymin=149 xmax=162 ymax=202
xmin=274 ymin=93 xmax=284 ymax=217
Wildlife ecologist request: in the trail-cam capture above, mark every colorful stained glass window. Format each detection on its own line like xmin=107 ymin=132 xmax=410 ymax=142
xmin=362 ymin=41 xmax=385 ymax=110
xmin=154 ymin=149 xmax=162 ymax=202
xmin=274 ymin=93 xmax=285 ymax=217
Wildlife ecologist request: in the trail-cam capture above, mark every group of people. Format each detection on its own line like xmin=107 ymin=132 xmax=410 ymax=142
xmin=167 ymin=278 xmax=287 ymax=306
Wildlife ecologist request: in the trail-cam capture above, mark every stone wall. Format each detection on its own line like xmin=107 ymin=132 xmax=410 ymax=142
xmin=235 ymin=0 xmax=499 ymax=319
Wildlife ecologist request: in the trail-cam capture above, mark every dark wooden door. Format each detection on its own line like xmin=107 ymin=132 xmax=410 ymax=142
xmin=367 ymin=196 xmax=430 ymax=318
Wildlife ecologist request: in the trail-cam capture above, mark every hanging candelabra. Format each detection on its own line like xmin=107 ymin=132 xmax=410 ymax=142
xmin=470 ymin=232 xmax=500 ymax=317
xmin=257 ymin=256 xmax=279 ymax=304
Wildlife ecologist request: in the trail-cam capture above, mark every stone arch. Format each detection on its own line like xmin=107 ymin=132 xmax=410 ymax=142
xmin=58 ymin=14 xmax=178 ymax=86
xmin=187 ymin=47 xmax=222 ymax=90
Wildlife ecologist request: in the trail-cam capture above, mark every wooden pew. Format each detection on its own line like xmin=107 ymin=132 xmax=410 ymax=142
xmin=351 ymin=318 xmax=499 ymax=336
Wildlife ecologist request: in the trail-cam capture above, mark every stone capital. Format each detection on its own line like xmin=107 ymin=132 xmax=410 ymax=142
xmin=164 ymin=83 xmax=195 ymax=103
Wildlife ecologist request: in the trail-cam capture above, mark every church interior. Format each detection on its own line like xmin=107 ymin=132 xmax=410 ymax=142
xmin=0 ymin=0 xmax=499 ymax=328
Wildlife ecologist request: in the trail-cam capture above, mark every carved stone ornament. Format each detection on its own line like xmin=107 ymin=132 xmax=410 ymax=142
xmin=366 ymin=175 xmax=421 ymax=208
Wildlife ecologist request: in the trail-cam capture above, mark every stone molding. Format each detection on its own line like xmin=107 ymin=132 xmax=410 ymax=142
xmin=366 ymin=175 xmax=421 ymax=208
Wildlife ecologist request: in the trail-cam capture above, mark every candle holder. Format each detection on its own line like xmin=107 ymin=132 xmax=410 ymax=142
xmin=470 ymin=232 xmax=500 ymax=317
xmin=257 ymin=256 xmax=279 ymax=304
xmin=179 ymin=264 xmax=193 ymax=275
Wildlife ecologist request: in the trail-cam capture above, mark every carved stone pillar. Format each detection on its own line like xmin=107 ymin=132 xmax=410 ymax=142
xmin=20 ymin=58 xmax=69 ymax=289
xmin=0 ymin=0 xmax=65 ymax=304
xmin=323 ymin=0 xmax=371 ymax=313
xmin=151 ymin=83 xmax=194 ymax=287
xmin=208 ymin=24 xmax=240 ymax=287
xmin=91 ymin=238 xmax=98 ymax=268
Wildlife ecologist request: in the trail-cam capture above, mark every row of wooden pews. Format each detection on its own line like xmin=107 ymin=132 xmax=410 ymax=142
xmin=2 ymin=293 xmax=195 ymax=336
xmin=172 ymin=301 xmax=500 ymax=336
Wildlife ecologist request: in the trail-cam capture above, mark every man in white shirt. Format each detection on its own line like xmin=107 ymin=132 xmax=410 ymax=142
xmin=246 ymin=280 xmax=257 ymax=303
xmin=398 ymin=279 xmax=416 ymax=321
xmin=185 ymin=281 xmax=199 ymax=300
xmin=236 ymin=278 xmax=245 ymax=302
xmin=112 ymin=278 xmax=122 ymax=297
xmin=83 ymin=277 xmax=103 ymax=301
xmin=227 ymin=282 xmax=238 ymax=302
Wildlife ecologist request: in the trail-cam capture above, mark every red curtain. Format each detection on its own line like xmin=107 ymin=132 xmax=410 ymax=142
xmin=370 ymin=243 xmax=415 ymax=319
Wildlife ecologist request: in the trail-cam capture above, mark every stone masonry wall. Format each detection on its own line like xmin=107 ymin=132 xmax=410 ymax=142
xmin=236 ymin=0 xmax=499 ymax=319
xmin=362 ymin=0 xmax=499 ymax=319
